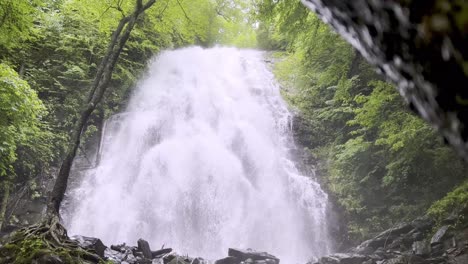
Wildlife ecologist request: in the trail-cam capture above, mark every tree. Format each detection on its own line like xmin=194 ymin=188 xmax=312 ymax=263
xmin=0 ymin=63 xmax=49 ymax=228
xmin=48 ymin=0 xmax=157 ymax=216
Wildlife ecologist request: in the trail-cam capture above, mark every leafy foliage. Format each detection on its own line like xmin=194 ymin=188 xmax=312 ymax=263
xmin=257 ymin=0 xmax=468 ymax=241
xmin=0 ymin=63 xmax=52 ymax=179
xmin=428 ymin=180 xmax=468 ymax=226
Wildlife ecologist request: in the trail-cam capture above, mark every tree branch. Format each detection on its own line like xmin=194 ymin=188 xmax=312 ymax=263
xmin=175 ymin=0 xmax=192 ymax=22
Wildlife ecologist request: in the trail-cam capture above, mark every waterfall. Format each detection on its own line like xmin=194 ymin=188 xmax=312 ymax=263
xmin=65 ymin=47 xmax=331 ymax=263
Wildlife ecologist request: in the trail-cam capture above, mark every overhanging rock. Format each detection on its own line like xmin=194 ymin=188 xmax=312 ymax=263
xmin=302 ymin=0 xmax=468 ymax=158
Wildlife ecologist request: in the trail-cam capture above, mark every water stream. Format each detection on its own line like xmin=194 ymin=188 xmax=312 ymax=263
xmin=65 ymin=47 xmax=331 ymax=263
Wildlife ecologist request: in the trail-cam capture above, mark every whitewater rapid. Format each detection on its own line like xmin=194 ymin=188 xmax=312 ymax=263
xmin=65 ymin=47 xmax=331 ymax=263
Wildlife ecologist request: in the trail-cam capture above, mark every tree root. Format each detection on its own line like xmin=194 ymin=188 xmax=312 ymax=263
xmin=0 ymin=215 xmax=103 ymax=264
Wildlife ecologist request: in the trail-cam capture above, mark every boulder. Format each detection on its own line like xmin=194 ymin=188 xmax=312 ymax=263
xmin=380 ymin=255 xmax=428 ymax=264
xmin=138 ymin=238 xmax=153 ymax=259
xmin=453 ymin=253 xmax=468 ymax=264
xmin=71 ymin=235 xmax=106 ymax=258
xmin=215 ymin=256 xmax=238 ymax=264
xmin=430 ymin=226 xmax=450 ymax=245
xmin=411 ymin=217 xmax=434 ymax=233
xmin=152 ymin=248 xmax=173 ymax=258
xmin=190 ymin=258 xmax=203 ymax=264
xmin=163 ymin=253 xmax=178 ymax=264
xmin=167 ymin=257 xmax=188 ymax=264
xmin=228 ymin=248 xmax=279 ymax=264
xmin=412 ymin=241 xmax=430 ymax=257
xmin=318 ymin=253 xmax=368 ymax=264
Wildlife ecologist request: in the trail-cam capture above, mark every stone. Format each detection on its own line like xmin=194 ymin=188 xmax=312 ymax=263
xmin=167 ymin=257 xmax=188 ymax=264
xmin=228 ymin=248 xmax=279 ymax=264
xmin=138 ymin=238 xmax=153 ymax=259
xmin=358 ymin=225 xmax=412 ymax=251
xmin=152 ymin=248 xmax=173 ymax=258
xmin=410 ymin=231 xmax=424 ymax=242
xmin=126 ymin=253 xmax=138 ymax=263
xmin=412 ymin=241 xmax=430 ymax=257
xmin=430 ymin=226 xmax=450 ymax=245
xmin=190 ymin=258 xmax=202 ymax=264
xmin=215 ymin=256 xmax=238 ymax=264
xmin=111 ymin=243 xmax=127 ymax=252
xmin=71 ymin=235 xmax=107 ymax=258
xmin=319 ymin=253 xmax=368 ymax=264
xmin=104 ymin=247 xmax=126 ymax=263
xmin=453 ymin=253 xmax=468 ymax=264
xmin=430 ymin=244 xmax=444 ymax=257
xmin=411 ymin=217 xmax=434 ymax=233
xmin=164 ymin=253 xmax=177 ymax=264
xmin=425 ymin=257 xmax=447 ymax=264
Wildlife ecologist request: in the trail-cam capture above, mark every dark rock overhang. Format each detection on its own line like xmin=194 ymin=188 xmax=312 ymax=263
xmin=301 ymin=0 xmax=468 ymax=158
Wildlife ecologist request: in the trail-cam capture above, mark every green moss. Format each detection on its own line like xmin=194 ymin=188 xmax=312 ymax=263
xmin=0 ymin=232 xmax=92 ymax=264
xmin=427 ymin=180 xmax=468 ymax=226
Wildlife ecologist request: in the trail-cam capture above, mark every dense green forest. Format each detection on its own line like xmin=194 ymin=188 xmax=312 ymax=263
xmin=255 ymin=0 xmax=468 ymax=243
xmin=0 ymin=0 xmax=467 ymax=253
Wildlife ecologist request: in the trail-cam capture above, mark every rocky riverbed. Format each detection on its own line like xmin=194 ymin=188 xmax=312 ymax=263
xmin=313 ymin=215 xmax=468 ymax=264
xmin=68 ymin=211 xmax=467 ymax=264
xmin=0 ymin=211 xmax=467 ymax=264
xmin=71 ymin=236 xmax=280 ymax=264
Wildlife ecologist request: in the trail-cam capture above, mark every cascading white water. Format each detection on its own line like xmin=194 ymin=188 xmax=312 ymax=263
xmin=65 ymin=47 xmax=331 ymax=263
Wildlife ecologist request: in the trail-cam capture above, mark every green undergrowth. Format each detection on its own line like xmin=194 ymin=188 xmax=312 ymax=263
xmin=427 ymin=180 xmax=468 ymax=228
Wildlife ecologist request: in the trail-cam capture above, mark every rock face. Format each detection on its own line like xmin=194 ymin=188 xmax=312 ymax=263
xmin=301 ymin=0 xmax=468 ymax=159
xmin=219 ymin=248 xmax=280 ymax=264
xmin=311 ymin=216 xmax=468 ymax=264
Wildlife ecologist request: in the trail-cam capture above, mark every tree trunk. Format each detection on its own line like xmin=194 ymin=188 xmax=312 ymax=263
xmin=0 ymin=184 xmax=10 ymax=229
xmin=47 ymin=0 xmax=157 ymax=216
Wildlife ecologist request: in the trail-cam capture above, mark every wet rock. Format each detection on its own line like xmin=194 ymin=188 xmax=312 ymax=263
xmin=387 ymin=255 xmax=429 ymax=264
xmin=138 ymin=238 xmax=153 ymax=259
xmin=167 ymin=257 xmax=188 ymax=264
xmin=228 ymin=248 xmax=279 ymax=263
xmin=190 ymin=258 xmax=203 ymax=264
xmin=411 ymin=217 xmax=434 ymax=233
xmin=104 ymin=247 xmax=126 ymax=263
xmin=215 ymin=256 xmax=238 ymax=264
xmin=125 ymin=253 xmax=138 ymax=264
xmin=430 ymin=226 xmax=450 ymax=245
xmin=111 ymin=243 xmax=127 ymax=252
xmin=412 ymin=241 xmax=430 ymax=257
xmin=428 ymin=257 xmax=448 ymax=264
xmin=318 ymin=253 xmax=368 ymax=264
xmin=163 ymin=253 xmax=178 ymax=264
xmin=152 ymin=248 xmax=173 ymax=258
xmin=453 ymin=253 xmax=468 ymax=264
xmin=71 ymin=235 xmax=107 ymax=257
xmin=355 ymin=223 xmax=415 ymax=253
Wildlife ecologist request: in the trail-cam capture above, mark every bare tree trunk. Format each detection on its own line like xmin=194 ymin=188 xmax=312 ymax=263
xmin=47 ymin=0 xmax=157 ymax=216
